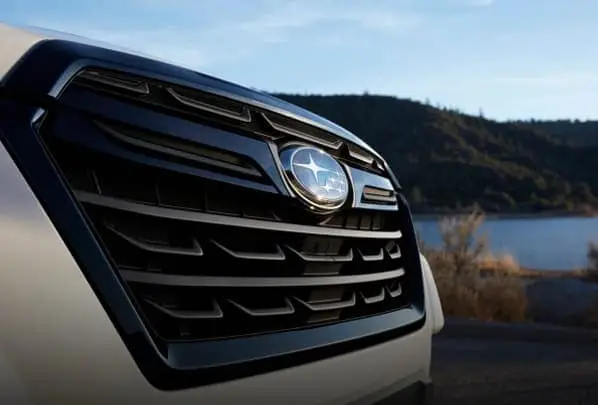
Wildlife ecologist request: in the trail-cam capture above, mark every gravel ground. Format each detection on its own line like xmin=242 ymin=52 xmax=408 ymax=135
xmin=432 ymin=320 xmax=598 ymax=404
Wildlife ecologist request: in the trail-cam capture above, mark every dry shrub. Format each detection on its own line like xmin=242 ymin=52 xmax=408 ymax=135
xmin=420 ymin=207 xmax=528 ymax=322
xmin=477 ymin=252 xmax=521 ymax=275
xmin=475 ymin=273 xmax=528 ymax=322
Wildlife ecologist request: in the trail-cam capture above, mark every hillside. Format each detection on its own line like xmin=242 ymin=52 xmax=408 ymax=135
xmin=273 ymin=93 xmax=598 ymax=215
xmin=513 ymin=119 xmax=598 ymax=147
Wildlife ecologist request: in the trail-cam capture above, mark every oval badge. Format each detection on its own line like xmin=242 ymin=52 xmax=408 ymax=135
xmin=280 ymin=145 xmax=350 ymax=212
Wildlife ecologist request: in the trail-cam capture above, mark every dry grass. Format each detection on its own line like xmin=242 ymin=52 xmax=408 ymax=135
xmin=420 ymin=207 xmax=528 ymax=323
xmin=477 ymin=252 xmax=521 ymax=275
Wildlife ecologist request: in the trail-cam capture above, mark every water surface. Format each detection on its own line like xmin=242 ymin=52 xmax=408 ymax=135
xmin=414 ymin=216 xmax=598 ymax=271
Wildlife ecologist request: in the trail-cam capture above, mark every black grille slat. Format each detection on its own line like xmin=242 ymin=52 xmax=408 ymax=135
xmin=107 ymin=223 xmax=204 ymax=257
xmin=211 ymin=240 xmax=286 ymax=261
xmin=386 ymin=280 xmax=403 ymax=298
xmin=145 ymin=298 xmax=224 ymax=320
xmin=387 ymin=241 xmax=402 ymax=259
xmin=285 ymin=245 xmax=354 ymax=263
xmin=359 ymin=248 xmax=385 ymax=262
xmin=228 ymin=297 xmax=296 ymax=317
xmin=294 ymin=293 xmax=357 ymax=312
xmin=361 ymin=286 xmax=386 ymax=305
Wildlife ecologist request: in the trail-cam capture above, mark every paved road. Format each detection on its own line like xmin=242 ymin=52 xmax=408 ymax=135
xmin=432 ymin=319 xmax=598 ymax=404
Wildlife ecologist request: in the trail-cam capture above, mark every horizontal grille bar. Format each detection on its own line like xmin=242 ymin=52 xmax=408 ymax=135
xmin=120 ymin=268 xmax=405 ymax=288
xmin=77 ymin=191 xmax=403 ymax=239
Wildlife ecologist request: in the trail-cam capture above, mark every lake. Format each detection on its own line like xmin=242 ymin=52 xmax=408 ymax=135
xmin=414 ymin=216 xmax=598 ymax=271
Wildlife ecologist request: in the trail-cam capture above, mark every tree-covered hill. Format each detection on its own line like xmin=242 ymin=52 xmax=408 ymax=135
xmin=273 ymin=93 xmax=598 ymax=214
xmin=513 ymin=119 xmax=598 ymax=147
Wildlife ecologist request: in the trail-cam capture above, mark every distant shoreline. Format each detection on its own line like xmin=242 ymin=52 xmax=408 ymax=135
xmin=477 ymin=265 xmax=586 ymax=278
xmin=412 ymin=210 xmax=597 ymax=221
xmin=515 ymin=268 xmax=585 ymax=278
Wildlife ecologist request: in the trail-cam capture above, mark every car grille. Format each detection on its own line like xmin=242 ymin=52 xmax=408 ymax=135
xmin=37 ymin=67 xmax=422 ymax=343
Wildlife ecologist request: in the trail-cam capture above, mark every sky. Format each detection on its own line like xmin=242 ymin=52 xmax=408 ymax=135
xmin=3 ymin=0 xmax=598 ymax=120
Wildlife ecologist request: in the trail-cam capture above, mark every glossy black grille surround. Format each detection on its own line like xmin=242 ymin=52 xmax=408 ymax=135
xmin=73 ymin=67 xmax=388 ymax=176
xmin=0 ymin=39 xmax=425 ymax=390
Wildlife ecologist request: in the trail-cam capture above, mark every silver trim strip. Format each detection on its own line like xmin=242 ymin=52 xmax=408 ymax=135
xmin=261 ymin=113 xmax=343 ymax=150
xmin=79 ymin=70 xmax=150 ymax=95
xmin=120 ymin=268 xmax=405 ymax=288
xmin=166 ymin=87 xmax=253 ymax=123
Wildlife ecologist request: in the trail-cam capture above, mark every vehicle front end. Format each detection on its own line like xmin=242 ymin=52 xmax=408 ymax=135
xmin=0 ymin=23 xmax=443 ymax=404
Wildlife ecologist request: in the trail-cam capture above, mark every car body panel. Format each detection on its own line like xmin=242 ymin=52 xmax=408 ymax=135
xmin=0 ymin=24 xmax=45 ymax=81
xmin=421 ymin=255 xmax=445 ymax=335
